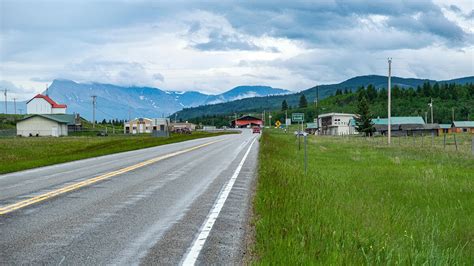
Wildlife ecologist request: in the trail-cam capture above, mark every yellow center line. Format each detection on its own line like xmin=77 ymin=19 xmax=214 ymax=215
xmin=0 ymin=139 xmax=222 ymax=215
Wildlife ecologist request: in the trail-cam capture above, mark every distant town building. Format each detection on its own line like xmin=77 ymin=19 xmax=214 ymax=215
xmin=16 ymin=114 xmax=80 ymax=137
xmin=439 ymin=124 xmax=452 ymax=134
xmin=305 ymin=122 xmax=318 ymax=134
xmin=231 ymin=115 xmax=263 ymax=128
xmin=171 ymin=122 xmax=196 ymax=132
xmin=372 ymin=116 xmax=440 ymax=136
xmin=124 ymin=118 xmax=170 ymax=134
xmin=452 ymin=121 xmax=474 ymax=133
xmin=27 ymin=94 xmax=67 ymax=114
xmin=317 ymin=113 xmax=357 ymax=135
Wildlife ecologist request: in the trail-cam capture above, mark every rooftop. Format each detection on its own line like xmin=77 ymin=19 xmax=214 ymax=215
xmin=372 ymin=116 xmax=425 ymax=125
xmin=318 ymin=112 xmax=356 ymax=118
xmin=27 ymin=94 xmax=67 ymax=108
xmin=453 ymin=121 xmax=474 ymax=127
xmin=20 ymin=114 xmax=76 ymax=125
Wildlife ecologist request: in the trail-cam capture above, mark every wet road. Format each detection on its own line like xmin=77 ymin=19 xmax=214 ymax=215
xmin=0 ymin=130 xmax=259 ymax=265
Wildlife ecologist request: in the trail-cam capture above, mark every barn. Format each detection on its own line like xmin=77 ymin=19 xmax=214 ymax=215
xmin=231 ymin=115 xmax=263 ymax=128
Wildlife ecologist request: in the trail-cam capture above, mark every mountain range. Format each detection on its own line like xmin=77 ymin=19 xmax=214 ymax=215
xmin=0 ymin=80 xmax=289 ymax=120
xmin=174 ymin=75 xmax=474 ymax=120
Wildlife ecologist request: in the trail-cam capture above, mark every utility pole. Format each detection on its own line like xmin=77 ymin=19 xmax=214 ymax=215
xmin=452 ymin=107 xmax=455 ymax=122
xmin=234 ymin=112 xmax=237 ymax=128
xmin=425 ymin=111 xmax=428 ymax=124
xmin=387 ymin=58 xmax=392 ymax=145
xmin=3 ymin=89 xmax=8 ymax=114
xmin=91 ymin=95 xmax=97 ymax=128
xmin=429 ymin=98 xmax=433 ymax=124
xmin=13 ymin=98 xmax=17 ymax=115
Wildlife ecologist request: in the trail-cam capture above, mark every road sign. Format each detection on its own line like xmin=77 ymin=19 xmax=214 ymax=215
xmin=275 ymin=121 xmax=281 ymax=128
xmin=292 ymin=113 xmax=304 ymax=122
xmin=285 ymin=118 xmax=291 ymax=126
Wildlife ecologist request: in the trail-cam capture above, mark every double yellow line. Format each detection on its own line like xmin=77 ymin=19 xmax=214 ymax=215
xmin=0 ymin=140 xmax=221 ymax=215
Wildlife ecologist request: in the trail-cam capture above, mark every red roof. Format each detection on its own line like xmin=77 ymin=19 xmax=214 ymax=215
xmin=27 ymin=94 xmax=67 ymax=108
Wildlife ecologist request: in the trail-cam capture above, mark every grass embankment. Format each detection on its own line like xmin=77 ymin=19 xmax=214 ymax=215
xmin=254 ymin=130 xmax=473 ymax=264
xmin=0 ymin=132 xmax=233 ymax=174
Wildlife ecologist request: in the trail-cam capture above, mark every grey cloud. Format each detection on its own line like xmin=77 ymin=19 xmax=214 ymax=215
xmin=191 ymin=30 xmax=260 ymax=51
xmin=153 ymin=73 xmax=165 ymax=82
xmin=449 ymin=5 xmax=462 ymax=13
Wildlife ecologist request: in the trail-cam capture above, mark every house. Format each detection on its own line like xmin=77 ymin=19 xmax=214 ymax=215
xmin=124 ymin=118 xmax=170 ymax=134
xmin=317 ymin=113 xmax=357 ymax=135
xmin=452 ymin=121 xmax=474 ymax=133
xmin=231 ymin=115 xmax=263 ymax=128
xmin=372 ymin=116 xmax=425 ymax=136
xmin=171 ymin=122 xmax=196 ymax=132
xmin=27 ymin=94 xmax=67 ymax=114
xmin=16 ymin=114 xmax=78 ymax=137
xmin=438 ymin=124 xmax=452 ymax=134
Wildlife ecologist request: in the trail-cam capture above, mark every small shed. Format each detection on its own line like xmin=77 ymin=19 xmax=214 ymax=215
xmin=438 ymin=124 xmax=452 ymax=134
xmin=16 ymin=114 xmax=73 ymax=137
xmin=305 ymin=122 xmax=318 ymax=134
xmin=452 ymin=121 xmax=474 ymax=133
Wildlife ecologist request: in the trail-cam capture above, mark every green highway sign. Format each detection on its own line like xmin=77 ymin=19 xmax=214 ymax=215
xmin=292 ymin=113 xmax=304 ymax=122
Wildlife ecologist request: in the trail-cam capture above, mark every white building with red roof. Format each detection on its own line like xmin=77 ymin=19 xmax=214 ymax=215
xmin=26 ymin=94 xmax=67 ymax=114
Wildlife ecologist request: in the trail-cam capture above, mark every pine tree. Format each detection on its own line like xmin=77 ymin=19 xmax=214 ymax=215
xmin=281 ymin=100 xmax=288 ymax=111
xmin=355 ymin=96 xmax=375 ymax=136
xmin=299 ymin=94 xmax=308 ymax=108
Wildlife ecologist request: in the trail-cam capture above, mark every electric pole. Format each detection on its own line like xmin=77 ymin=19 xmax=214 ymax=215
xmin=425 ymin=111 xmax=428 ymax=124
xmin=13 ymin=98 xmax=17 ymax=115
xmin=429 ymin=98 xmax=433 ymax=124
xmin=387 ymin=58 xmax=392 ymax=145
xmin=452 ymin=107 xmax=455 ymax=122
xmin=91 ymin=95 xmax=97 ymax=128
xmin=3 ymin=89 xmax=8 ymax=114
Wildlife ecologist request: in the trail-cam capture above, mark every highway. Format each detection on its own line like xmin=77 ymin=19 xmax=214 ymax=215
xmin=0 ymin=130 xmax=259 ymax=265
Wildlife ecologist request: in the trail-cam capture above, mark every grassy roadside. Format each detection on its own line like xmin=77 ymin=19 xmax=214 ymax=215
xmin=0 ymin=132 xmax=234 ymax=174
xmin=253 ymin=129 xmax=473 ymax=264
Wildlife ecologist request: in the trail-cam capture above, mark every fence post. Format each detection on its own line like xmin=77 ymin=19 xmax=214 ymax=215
xmin=443 ymin=133 xmax=446 ymax=149
xmin=454 ymin=134 xmax=458 ymax=151
xmin=304 ymin=135 xmax=307 ymax=174
xmin=472 ymin=137 xmax=474 ymax=155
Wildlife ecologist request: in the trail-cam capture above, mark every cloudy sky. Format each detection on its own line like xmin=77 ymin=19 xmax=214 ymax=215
xmin=1 ymin=0 xmax=473 ymax=100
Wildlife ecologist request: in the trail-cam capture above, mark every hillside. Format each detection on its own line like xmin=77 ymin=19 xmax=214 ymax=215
xmin=175 ymin=75 xmax=474 ymax=120
xmin=186 ymin=82 xmax=474 ymax=127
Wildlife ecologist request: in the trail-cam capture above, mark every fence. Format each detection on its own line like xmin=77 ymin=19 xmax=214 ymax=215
xmin=0 ymin=129 xmax=16 ymax=137
xmin=332 ymin=133 xmax=474 ymax=156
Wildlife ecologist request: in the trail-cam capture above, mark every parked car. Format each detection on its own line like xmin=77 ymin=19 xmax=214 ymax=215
xmin=252 ymin=127 xmax=261 ymax=134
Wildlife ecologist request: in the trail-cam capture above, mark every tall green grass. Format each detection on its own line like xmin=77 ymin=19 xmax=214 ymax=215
xmin=0 ymin=132 xmax=232 ymax=174
xmin=254 ymin=130 xmax=473 ymax=264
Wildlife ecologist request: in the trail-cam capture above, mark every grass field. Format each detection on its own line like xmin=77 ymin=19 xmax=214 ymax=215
xmin=253 ymin=129 xmax=473 ymax=264
xmin=0 ymin=132 xmax=233 ymax=174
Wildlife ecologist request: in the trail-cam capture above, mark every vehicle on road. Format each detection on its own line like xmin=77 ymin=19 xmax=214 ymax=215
xmin=252 ymin=127 xmax=261 ymax=134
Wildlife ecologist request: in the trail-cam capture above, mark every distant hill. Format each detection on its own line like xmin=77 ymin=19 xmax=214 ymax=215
xmin=174 ymin=75 xmax=474 ymax=120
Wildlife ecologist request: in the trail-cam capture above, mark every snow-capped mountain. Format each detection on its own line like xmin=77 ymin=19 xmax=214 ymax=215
xmin=45 ymin=79 xmax=289 ymax=120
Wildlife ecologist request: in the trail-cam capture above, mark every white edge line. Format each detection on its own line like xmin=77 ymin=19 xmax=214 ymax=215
xmin=181 ymin=137 xmax=257 ymax=266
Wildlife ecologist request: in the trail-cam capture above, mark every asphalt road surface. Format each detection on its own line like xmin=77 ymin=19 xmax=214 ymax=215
xmin=0 ymin=129 xmax=259 ymax=265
